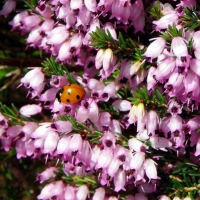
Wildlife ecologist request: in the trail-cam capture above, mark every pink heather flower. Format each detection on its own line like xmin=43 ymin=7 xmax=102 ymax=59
xmin=167 ymin=99 xmax=182 ymax=116
xmin=36 ymin=2 xmax=52 ymax=18
xmin=1 ymin=137 xmax=12 ymax=151
xmin=22 ymin=14 xmax=42 ymax=29
xmin=143 ymin=37 xmax=166 ymax=60
xmin=113 ymin=169 xmax=126 ymax=192
xmin=110 ymin=119 xmax=122 ymax=134
xmin=144 ymin=158 xmax=158 ymax=180
xmin=0 ymin=0 xmax=16 ymax=18
xmin=37 ymin=183 xmax=55 ymax=199
xmin=0 ymin=113 xmax=8 ymax=128
xmin=92 ymin=187 xmax=105 ymax=200
xmin=104 ymin=22 xmax=117 ymax=40
xmin=70 ymin=0 xmax=83 ymax=10
xmin=19 ymin=104 xmax=42 ymax=117
xmin=64 ymin=186 xmax=76 ymax=200
xmin=194 ymin=136 xmax=200 ymax=156
xmin=20 ymin=68 xmax=44 ymax=89
xmin=147 ymin=66 xmax=157 ymax=90
xmin=113 ymin=145 xmax=128 ymax=163
xmin=146 ymin=110 xmax=159 ymax=135
xmin=76 ymin=105 xmax=90 ymax=122
xmin=57 ymin=41 xmax=71 ymax=61
xmin=102 ymin=48 xmax=114 ymax=71
xmin=7 ymin=125 xmax=22 ymax=138
xmin=76 ymin=6 xmax=91 ymax=27
xmin=128 ymin=138 xmax=148 ymax=152
xmin=37 ymin=167 xmax=58 ymax=183
xmin=51 ymin=121 xmax=73 ymax=133
xmin=101 ymin=131 xmax=116 ymax=149
xmin=134 ymin=193 xmax=148 ymax=200
xmin=192 ymin=31 xmax=200 ymax=50
xmin=43 ymin=131 xmax=59 ymax=154
xmin=95 ymin=149 xmax=113 ymax=169
xmin=171 ymin=37 xmax=188 ymax=58
xmin=76 ymin=185 xmax=89 ymax=200
xmin=168 ymin=115 xmax=183 ymax=133
xmin=186 ymin=116 xmax=200 ymax=132
xmin=130 ymin=152 xmax=145 ymax=170
xmin=47 ymin=25 xmax=69 ymax=45
xmin=56 ymin=135 xmax=71 ymax=155
xmin=99 ymin=112 xmax=111 ymax=129
xmin=69 ymin=134 xmax=83 ymax=154
xmin=16 ymin=139 xmax=26 ymax=158
xmin=31 ymin=123 xmax=52 ymax=139
xmin=50 ymin=75 xmax=69 ymax=88
xmin=184 ymin=70 xmax=199 ymax=93
xmin=84 ymin=0 xmax=96 ymax=12
xmin=190 ymin=58 xmax=200 ymax=76
xmin=153 ymin=13 xmax=178 ymax=31
xmin=107 ymin=157 xmax=120 ymax=177
xmin=112 ymin=100 xmax=132 ymax=112
xmin=150 ymin=136 xmax=172 ymax=149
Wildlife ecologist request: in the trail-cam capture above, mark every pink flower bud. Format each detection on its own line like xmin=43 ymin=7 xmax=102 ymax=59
xmin=37 ymin=167 xmax=58 ymax=183
xmin=19 ymin=104 xmax=42 ymax=117
xmin=43 ymin=131 xmax=59 ymax=154
xmin=76 ymin=185 xmax=89 ymax=200
xmin=69 ymin=134 xmax=83 ymax=153
xmin=0 ymin=0 xmax=16 ymax=18
xmin=143 ymin=37 xmax=166 ymax=59
xmin=171 ymin=37 xmax=188 ymax=58
xmin=144 ymin=158 xmax=158 ymax=180
xmin=95 ymin=149 xmax=113 ymax=169
xmin=114 ymin=169 xmax=126 ymax=192
xmin=130 ymin=152 xmax=145 ymax=170
xmin=92 ymin=187 xmax=105 ymax=200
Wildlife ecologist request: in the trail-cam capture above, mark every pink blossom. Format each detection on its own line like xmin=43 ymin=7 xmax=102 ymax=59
xmin=95 ymin=149 xmax=113 ymax=169
xmin=194 ymin=136 xmax=200 ymax=156
xmin=150 ymin=136 xmax=172 ymax=149
xmin=143 ymin=37 xmax=166 ymax=60
xmin=113 ymin=169 xmax=126 ymax=192
xmin=43 ymin=131 xmax=59 ymax=154
xmin=64 ymin=186 xmax=76 ymax=200
xmin=112 ymin=100 xmax=131 ymax=111
xmin=128 ymin=138 xmax=148 ymax=152
xmin=144 ymin=158 xmax=158 ymax=180
xmin=84 ymin=0 xmax=96 ymax=12
xmin=92 ymin=187 xmax=105 ymax=200
xmin=37 ymin=183 xmax=55 ymax=199
xmin=171 ymin=37 xmax=188 ymax=58
xmin=19 ymin=104 xmax=42 ymax=117
xmin=51 ymin=121 xmax=73 ymax=133
xmin=190 ymin=58 xmax=200 ymax=76
xmin=130 ymin=152 xmax=145 ymax=170
xmin=0 ymin=0 xmax=16 ymax=18
xmin=107 ymin=157 xmax=120 ymax=177
xmin=76 ymin=185 xmax=89 ymax=200
xmin=56 ymin=135 xmax=71 ymax=155
xmin=37 ymin=167 xmax=58 ymax=183
xmin=69 ymin=134 xmax=83 ymax=154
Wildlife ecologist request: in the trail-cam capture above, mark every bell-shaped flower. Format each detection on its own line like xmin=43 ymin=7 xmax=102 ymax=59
xmin=128 ymin=138 xmax=148 ymax=152
xmin=47 ymin=25 xmax=69 ymax=45
xmin=37 ymin=183 xmax=55 ymax=199
xmin=184 ymin=69 xmax=199 ymax=93
xmin=99 ymin=112 xmax=111 ymax=128
xmin=56 ymin=135 xmax=71 ymax=155
xmin=134 ymin=193 xmax=148 ymax=200
xmin=107 ymin=157 xmax=120 ymax=177
xmin=153 ymin=13 xmax=178 ymax=31
xmin=70 ymin=0 xmax=83 ymax=10
xmin=101 ymin=131 xmax=116 ymax=149
xmin=0 ymin=113 xmax=8 ymax=129
xmin=194 ymin=136 xmax=200 ymax=156
xmin=113 ymin=169 xmax=126 ymax=192
xmin=43 ymin=131 xmax=59 ymax=154
xmin=7 ymin=125 xmax=22 ymax=138
xmin=64 ymin=186 xmax=76 ymax=200
xmin=167 ymin=99 xmax=182 ymax=116
xmin=104 ymin=22 xmax=117 ymax=40
xmin=190 ymin=59 xmax=200 ymax=76
xmin=76 ymin=185 xmax=89 ymax=200
xmin=110 ymin=119 xmax=122 ymax=134
xmin=168 ymin=115 xmax=183 ymax=133
xmin=147 ymin=66 xmax=157 ymax=90
xmin=130 ymin=152 xmax=145 ymax=170
xmin=95 ymin=149 xmax=113 ymax=169
xmin=84 ymin=0 xmax=96 ymax=12
xmin=76 ymin=6 xmax=91 ymax=27
xmin=22 ymin=14 xmax=42 ymax=29
xmin=143 ymin=37 xmax=166 ymax=60
xmin=76 ymin=104 xmax=90 ymax=122
xmin=150 ymin=136 xmax=172 ymax=149
xmin=171 ymin=37 xmax=188 ymax=58
xmin=69 ymin=134 xmax=83 ymax=154
xmin=37 ymin=167 xmax=58 ymax=183
xmin=0 ymin=0 xmax=16 ymax=18
xmin=92 ymin=187 xmax=105 ymax=200
xmin=112 ymin=100 xmax=131 ymax=112
xmin=144 ymin=158 xmax=158 ymax=180
xmin=51 ymin=121 xmax=72 ymax=133
xmin=192 ymin=31 xmax=200 ymax=49
xmin=19 ymin=104 xmax=42 ymax=117
xmin=31 ymin=123 xmax=52 ymax=139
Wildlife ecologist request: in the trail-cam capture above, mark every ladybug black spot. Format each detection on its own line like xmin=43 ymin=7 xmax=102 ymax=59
xmin=66 ymin=99 xmax=70 ymax=103
xmin=76 ymin=95 xmax=80 ymax=100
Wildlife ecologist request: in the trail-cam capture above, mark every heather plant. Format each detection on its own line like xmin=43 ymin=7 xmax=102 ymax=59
xmin=0 ymin=0 xmax=200 ymax=200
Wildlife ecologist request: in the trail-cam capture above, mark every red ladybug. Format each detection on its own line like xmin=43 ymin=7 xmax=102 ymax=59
xmin=56 ymin=84 xmax=86 ymax=104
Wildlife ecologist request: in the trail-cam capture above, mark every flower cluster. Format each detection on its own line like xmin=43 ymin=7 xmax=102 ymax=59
xmin=0 ymin=0 xmax=200 ymax=200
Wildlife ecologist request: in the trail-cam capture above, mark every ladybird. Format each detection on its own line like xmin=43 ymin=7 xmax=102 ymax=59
xmin=56 ymin=84 xmax=86 ymax=104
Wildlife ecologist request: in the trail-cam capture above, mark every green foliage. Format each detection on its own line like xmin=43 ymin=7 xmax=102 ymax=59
xmin=149 ymin=1 xmax=163 ymax=20
xmin=0 ymin=103 xmax=38 ymax=125
xmin=42 ymin=58 xmax=79 ymax=84
xmin=161 ymin=24 xmax=184 ymax=42
xmin=181 ymin=6 xmax=200 ymax=30
xmin=128 ymin=87 xmax=168 ymax=116
xmin=167 ymin=163 xmax=200 ymax=199
xmin=90 ymin=28 xmax=145 ymax=61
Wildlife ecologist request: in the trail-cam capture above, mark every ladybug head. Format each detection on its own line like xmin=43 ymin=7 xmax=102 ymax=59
xmin=56 ymin=88 xmax=64 ymax=103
